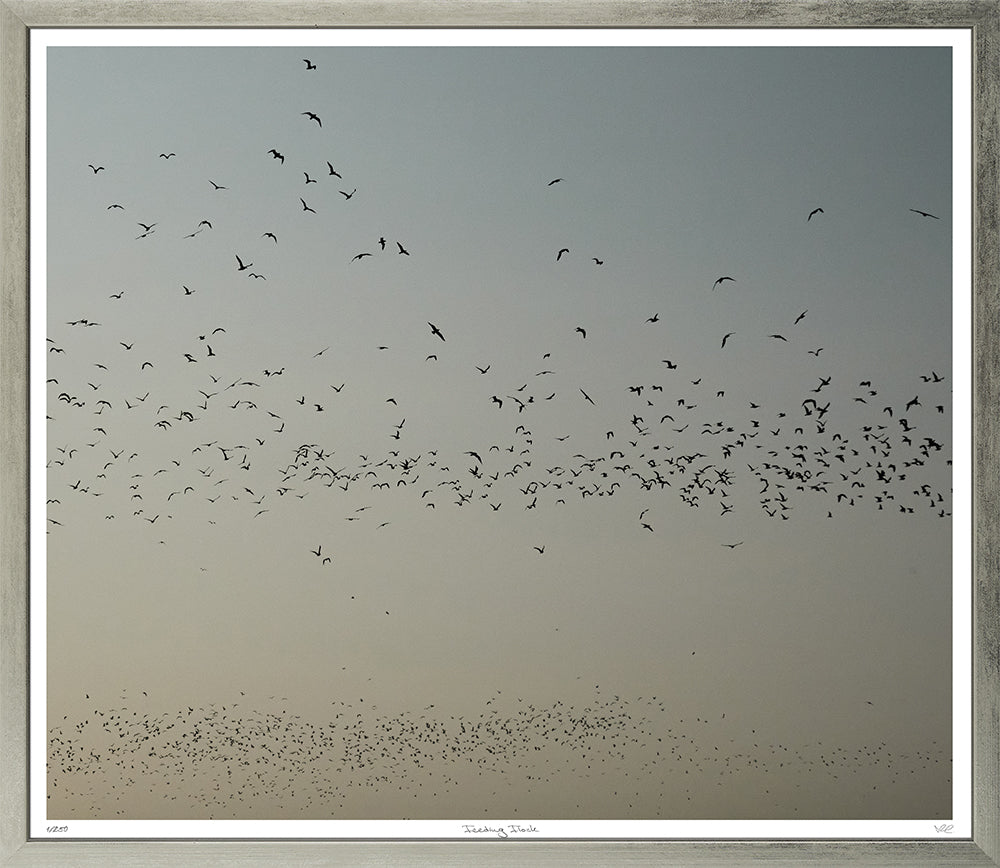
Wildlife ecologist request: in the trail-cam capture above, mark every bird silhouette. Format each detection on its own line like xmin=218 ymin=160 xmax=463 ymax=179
xmin=302 ymin=111 xmax=322 ymax=127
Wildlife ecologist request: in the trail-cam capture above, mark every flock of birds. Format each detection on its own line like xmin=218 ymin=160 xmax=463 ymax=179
xmin=48 ymin=689 xmax=950 ymax=820
xmin=47 ymin=56 xmax=952 ymax=820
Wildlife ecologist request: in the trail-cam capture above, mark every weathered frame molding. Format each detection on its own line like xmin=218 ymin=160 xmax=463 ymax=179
xmin=2 ymin=2 xmax=996 ymax=865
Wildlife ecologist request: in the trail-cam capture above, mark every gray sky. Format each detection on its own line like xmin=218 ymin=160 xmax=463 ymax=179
xmin=42 ymin=44 xmax=955 ymax=823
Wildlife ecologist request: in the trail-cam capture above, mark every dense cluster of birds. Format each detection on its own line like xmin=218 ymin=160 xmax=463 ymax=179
xmin=48 ymin=68 xmax=953 ymax=550
xmin=48 ymin=690 xmax=949 ymax=820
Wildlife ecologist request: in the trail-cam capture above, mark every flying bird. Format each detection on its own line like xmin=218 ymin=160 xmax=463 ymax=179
xmin=302 ymin=111 xmax=322 ymax=127
xmin=575 ymin=327 xmax=587 ymax=339
xmin=712 ymin=276 xmax=735 ymax=290
xmin=794 ymin=310 xmax=808 ymax=325
xmin=397 ymin=242 xmax=409 ymax=255
xmin=556 ymin=248 xmax=569 ymax=261
xmin=327 ymin=162 xmax=341 ymax=178
xmin=547 ymin=178 xmax=563 ymax=186
xmin=339 ymin=189 xmax=357 ymax=200
xmin=721 ymin=332 xmax=735 ymax=349
xmin=235 ymin=254 xmax=253 ymax=271
xmin=807 ymin=207 xmax=824 ymax=221
xmin=910 ymin=208 xmax=940 ymax=219
xmin=88 ymin=164 xmax=105 ymax=173
xmin=428 ymin=322 xmax=445 ymax=341
xmin=303 ymin=58 xmax=316 ymax=70
xmin=300 ymin=198 xmax=316 ymax=213
xmin=267 ymin=149 xmax=285 ymax=163
xmin=209 ymin=180 xmax=227 ymax=190
xmin=159 ymin=152 xmax=176 ymax=159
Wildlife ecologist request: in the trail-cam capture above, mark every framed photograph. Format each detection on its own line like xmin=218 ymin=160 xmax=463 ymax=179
xmin=3 ymin=2 xmax=997 ymax=865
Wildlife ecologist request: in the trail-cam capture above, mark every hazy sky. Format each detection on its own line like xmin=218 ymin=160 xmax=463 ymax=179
xmin=41 ymin=42 xmax=956 ymax=824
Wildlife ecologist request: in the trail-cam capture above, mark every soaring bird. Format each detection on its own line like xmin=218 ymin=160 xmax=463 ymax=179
xmin=262 ymin=232 xmax=278 ymax=242
xmin=267 ymin=149 xmax=285 ymax=163
xmin=547 ymin=178 xmax=563 ymax=186
xmin=106 ymin=204 xmax=124 ymax=209
xmin=303 ymin=172 xmax=317 ymax=184
xmin=794 ymin=310 xmax=808 ymax=325
xmin=910 ymin=208 xmax=940 ymax=219
xmin=235 ymin=254 xmax=253 ymax=271
xmin=302 ymin=111 xmax=322 ymax=127
xmin=807 ymin=207 xmax=824 ymax=221
xmin=339 ymin=188 xmax=357 ymax=200
xmin=327 ymin=162 xmax=341 ymax=178
xmin=721 ymin=332 xmax=735 ymax=349
xmin=300 ymin=198 xmax=316 ymax=213
xmin=209 ymin=180 xmax=227 ymax=190
xmin=769 ymin=334 xmax=788 ymax=341
xmin=428 ymin=322 xmax=445 ymax=341
xmin=159 ymin=152 xmax=176 ymax=159
xmin=303 ymin=58 xmax=317 ymax=70
xmin=556 ymin=248 xmax=569 ymax=261
xmin=88 ymin=164 xmax=105 ymax=173
xmin=575 ymin=327 xmax=587 ymax=339
xmin=712 ymin=276 xmax=735 ymax=290
xmin=397 ymin=242 xmax=410 ymax=255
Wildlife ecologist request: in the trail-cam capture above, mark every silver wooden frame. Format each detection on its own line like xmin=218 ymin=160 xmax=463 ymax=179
xmin=2 ymin=2 xmax=997 ymax=865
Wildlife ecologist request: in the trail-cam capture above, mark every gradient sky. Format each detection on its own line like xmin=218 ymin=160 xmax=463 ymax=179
xmin=40 ymin=42 xmax=956 ymax=824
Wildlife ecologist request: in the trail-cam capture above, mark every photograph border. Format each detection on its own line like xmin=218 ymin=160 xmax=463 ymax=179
xmin=2 ymin=1 xmax=997 ymax=865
